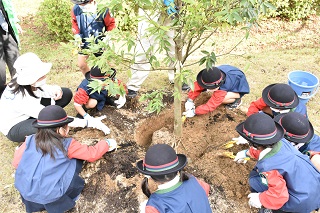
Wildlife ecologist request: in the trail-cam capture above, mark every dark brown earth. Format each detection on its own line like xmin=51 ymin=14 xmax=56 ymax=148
xmin=67 ymin=91 xmax=257 ymax=213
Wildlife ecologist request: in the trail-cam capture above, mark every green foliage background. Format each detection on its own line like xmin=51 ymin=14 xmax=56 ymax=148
xmin=36 ymin=0 xmax=73 ymax=41
xmin=267 ymin=0 xmax=319 ymax=20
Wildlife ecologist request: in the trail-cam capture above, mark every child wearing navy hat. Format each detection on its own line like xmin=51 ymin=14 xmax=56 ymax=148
xmin=234 ymin=113 xmax=320 ymax=213
xmin=13 ymin=105 xmax=117 ymax=213
xmin=274 ymin=112 xmax=320 ymax=170
xmin=74 ymin=66 xmax=127 ymax=120
xmin=183 ymin=65 xmax=249 ymax=117
xmin=136 ymin=144 xmax=212 ymax=213
xmin=247 ymin=83 xmax=308 ymax=118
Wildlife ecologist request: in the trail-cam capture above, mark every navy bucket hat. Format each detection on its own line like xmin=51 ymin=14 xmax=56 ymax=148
xmin=71 ymin=0 xmax=90 ymax=5
xmin=274 ymin=112 xmax=314 ymax=144
xmin=32 ymin=105 xmax=74 ymax=128
xmin=262 ymin=83 xmax=299 ymax=110
xmin=236 ymin=113 xmax=284 ymax=146
xmin=136 ymin=144 xmax=187 ymax=176
xmin=196 ymin=67 xmax=225 ymax=89
xmin=90 ymin=66 xmax=116 ymax=80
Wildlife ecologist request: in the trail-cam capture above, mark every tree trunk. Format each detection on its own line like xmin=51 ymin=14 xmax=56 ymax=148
xmin=173 ymin=64 xmax=182 ymax=137
xmin=173 ymin=23 xmax=183 ymax=137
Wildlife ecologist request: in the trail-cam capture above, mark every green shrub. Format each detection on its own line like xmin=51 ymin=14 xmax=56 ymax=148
xmin=266 ymin=0 xmax=318 ymax=20
xmin=36 ymin=0 xmax=73 ymax=42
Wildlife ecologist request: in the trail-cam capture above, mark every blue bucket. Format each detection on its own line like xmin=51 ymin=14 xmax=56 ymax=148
xmin=288 ymin=70 xmax=319 ymax=104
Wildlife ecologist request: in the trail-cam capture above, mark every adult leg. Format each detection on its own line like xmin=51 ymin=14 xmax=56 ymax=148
xmin=40 ymin=87 xmax=73 ymax=108
xmin=4 ymin=32 xmax=19 ymax=79
xmin=55 ymin=87 xmax=73 ymax=107
xmin=6 ymin=118 xmax=37 ymax=142
xmin=0 ymin=28 xmax=6 ymax=86
xmin=162 ymin=16 xmax=175 ymax=83
xmin=127 ymin=9 xmax=159 ymax=92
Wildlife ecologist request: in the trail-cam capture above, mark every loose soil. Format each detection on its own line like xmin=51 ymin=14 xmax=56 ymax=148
xmin=68 ymin=92 xmax=257 ymax=213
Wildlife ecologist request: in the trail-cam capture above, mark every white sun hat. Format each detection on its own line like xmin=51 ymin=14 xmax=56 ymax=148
xmin=13 ymin=52 xmax=52 ymax=85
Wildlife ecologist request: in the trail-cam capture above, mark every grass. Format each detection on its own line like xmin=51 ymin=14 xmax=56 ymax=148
xmin=0 ymin=0 xmax=319 ymax=212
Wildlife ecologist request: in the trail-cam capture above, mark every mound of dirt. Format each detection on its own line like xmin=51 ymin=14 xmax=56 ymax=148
xmin=68 ymin=91 xmax=256 ymax=213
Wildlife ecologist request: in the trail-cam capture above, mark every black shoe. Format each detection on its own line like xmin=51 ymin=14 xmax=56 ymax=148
xmin=182 ymin=83 xmax=190 ymax=91
xmin=127 ymin=89 xmax=137 ymax=98
xmin=225 ymin=98 xmax=242 ymax=109
xmin=105 ymin=97 xmax=117 ymax=106
xmin=170 ymin=81 xmax=190 ymax=91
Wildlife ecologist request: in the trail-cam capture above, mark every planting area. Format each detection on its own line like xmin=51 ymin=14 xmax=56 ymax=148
xmin=68 ymin=92 xmax=256 ymax=212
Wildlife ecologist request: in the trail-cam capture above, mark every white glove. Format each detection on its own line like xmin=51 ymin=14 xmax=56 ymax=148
xmin=182 ymin=109 xmax=195 ymax=118
xmin=234 ymin=149 xmax=249 ymax=164
xmin=185 ymin=98 xmax=195 ymax=111
xmin=105 ymin=139 xmax=117 ymax=152
xmin=68 ymin=117 xmax=87 ymax=128
xmin=83 ymin=113 xmax=93 ymax=121
xmin=232 ymin=135 xmax=248 ymax=145
xmin=248 ymin=193 xmax=262 ymax=208
xmin=97 ymin=122 xmax=111 ymax=135
xmin=139 ymin=200 xmax=148 ymax=213
xmin=87 ymin=115 xmax=111 ymax=135
xmin=114 ymin=95 xmax=126 ymax=109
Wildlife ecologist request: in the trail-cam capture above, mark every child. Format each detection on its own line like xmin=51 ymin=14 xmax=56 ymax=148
xmin=0 ymin=52 xmax=73 ymax=142
xmin=183 ymin=65 xmax=249 ymax=117
xmin=136 ymin=144 xmax=212 ymax=213
xmin=13 ymin=105 xmax=117 ymax=213
xmin=71 ymin=0 xmax=116 ymax=76
xmin=274 ymin=112 xmax=320 ymax=170
xmin=73 ymin=66 xmax=126 ymax=120
xmin=234 ymin=113 xmax=320 ymax=213
xmin=247 ymin=83 xmax=307 ymax=117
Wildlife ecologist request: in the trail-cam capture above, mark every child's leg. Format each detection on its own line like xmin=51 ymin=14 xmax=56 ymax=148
xmin=311 ymin=154 xmax=320 ymax=171
xmin=85 ymin=98 xmax=98 ymax=109
xmin=44 ymin=160 xmax=85 ymax=212
xmin=249 ymin=170 xmax=268 ymax=193
xmin=77 ymin=54 xmax=90 ymax=76
xmin=222 ymin=92 xmax=240 ymax=104
xmin=21 ymin=195 xmax=45 ymax=213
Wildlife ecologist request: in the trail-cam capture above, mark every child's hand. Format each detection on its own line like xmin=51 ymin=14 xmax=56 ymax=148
xmin=248 ymin=193 xmax=262 ymax=208
xmin=105 ymin=139 xmax=117 ymax=152
xmin=185 ymin=98 xmax=195 ymax=111
xmin=86 ymin=115 xmax=111 ymax=134
xmin=231 ymin=136 xmax=248 ymax=145
xmin=234 ymin=150 xmax=249 ymax=164
xmin=182 ymin=109 xmax=195 ymax=118
xmin=115 ymin=95 xmax=126 ymax=109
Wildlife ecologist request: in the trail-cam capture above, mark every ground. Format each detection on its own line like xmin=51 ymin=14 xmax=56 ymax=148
xmin=67 ymin=92 xmax=257 ymax=213
xmin=1 ymin=3 xmax=319 ymax=211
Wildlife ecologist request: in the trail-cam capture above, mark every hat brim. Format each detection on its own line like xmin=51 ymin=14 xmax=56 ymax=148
xmin=236 ymin=121 xmax=284 ymax=145
xmin=71 ymin=0 xmax=90 ymax=5
xmin=273 ymin=114 xmax=314 ymax=143
xmin=32 ymin=117 xmax=74 ymax=129
xmin=196 ymin=70 xmax=220 ymax=89
xmin=262 ymin=84 xmax=299 ymax=109
xmin=136 ymin=154 xmax=187 ymax=176
xmin=16 ymin=63 xmax=52 ymax=86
